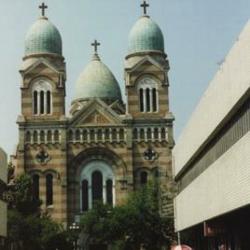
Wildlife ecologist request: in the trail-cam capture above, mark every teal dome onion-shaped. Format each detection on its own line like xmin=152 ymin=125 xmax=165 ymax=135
xmin=25 ymin=17 xmax=62 ymax=56
xmin=74 ymin=55 xmax=122 ymax=102
xmin=128 ymin=16 xmax=164 ymax=54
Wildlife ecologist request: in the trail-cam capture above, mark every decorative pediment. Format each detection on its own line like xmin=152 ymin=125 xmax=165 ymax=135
xmin=129 ymin=56 xmax=165 ymax=73
xmin=20 ymin=59 xmax=60 ymax=76
xmin=69 ymin=98 xmax=123 ymax=127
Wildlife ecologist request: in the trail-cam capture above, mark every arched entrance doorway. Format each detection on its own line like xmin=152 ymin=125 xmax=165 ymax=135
xmin=80 ymin=160 xmax=115 ymax=211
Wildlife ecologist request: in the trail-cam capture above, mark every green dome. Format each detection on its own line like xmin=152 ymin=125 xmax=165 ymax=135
xmin=74 ymin=55 xmax=122 ymax=102
xmin=25 ymin=17 xmax=62 ymax=56
xmin=128 ymin=16 xmax=164 ymax=54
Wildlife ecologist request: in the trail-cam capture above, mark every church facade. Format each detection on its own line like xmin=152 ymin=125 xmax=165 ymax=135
xmin=15 ymin=2 xmax=174 ymax=227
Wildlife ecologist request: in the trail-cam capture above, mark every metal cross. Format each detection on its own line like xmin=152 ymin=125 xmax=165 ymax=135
xmin=91 ymin=40 xmax=101 ymax=54
xmin=39 ymin=2 xmax=48 ymax=16
xmin=141 ymin=1 xmax=149 ymax=15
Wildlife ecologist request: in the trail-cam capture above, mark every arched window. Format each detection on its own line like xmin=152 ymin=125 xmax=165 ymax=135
xmin=133 ymin=128 xmax=138 ymax=140
xmin=80 ymin=161 xmax=114 ymax=211
xmin=92 ymin=171 xmax=103 ymax=203
xmin=152 ymin=88 xmax=157 ymax=112
xmin=32 ymin=174 xmax=39 ymax=201
xmin=75 ymin=130 xmax=81 ymax=141
xmin=83 ymin=130 xmax=88 ymax=141
xmin=33 ymin=91 xmax=38 ymax=114
xmin=154 ymin=128 xmax=159 ymax=140
xmin=146 ymin=88 xmax=150 ymax=112
xmin=106 ymin=179 xmax=113 ymax=205
xmin=26 ymin=131 xmax=31 ymax=143
xmin=82 ymin=180 xmax=88 ymax=212
xmin=119 ymin=129 xmax=124 ymax=141
xmin=161 ymin=128 xmax=166 ymax=141
xmin=97 ymin=130 xmax=102 ymax=141
xmin=32 ymin=80 xmax=52 ymax=115
xmin=147 ymin=128 xmax=151 ymax=140
xmin=46 ymin=174 xmax=53 ymax=206
xmin=33 ymin=131 xmax=38 ymax=143
xmin=40 ymin=130 xmax=45 ymax=143
xmin=40 ymin=91 xmax=44 ymax=114
xmin=140 ymin=171 xmax=148 ymax=185
xmin=46 ymin=91 xmax=51 ymax=114
xmin=105 ymin=129 xmax=109 ymax=141
xmin=54 ymin=130 xmax=59 ymax=142
xmin=137 ymin=76 xmax=158 ymax=113
xmin=47 ymin=130 xmax=52 ymax=142
xmin=139 ymin=88 xmax=144 ymax=112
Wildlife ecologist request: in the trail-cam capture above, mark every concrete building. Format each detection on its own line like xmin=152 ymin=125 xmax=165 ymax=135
xmin=13 ymin=4 xmax=174 ymax=248
xmin=0 ymin=148 xmax=7 ymax=247
xmin=174 ymin=21 xmax=250 ymax=249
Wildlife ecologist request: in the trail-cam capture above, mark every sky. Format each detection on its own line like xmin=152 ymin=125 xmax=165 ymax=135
xmin=0 ymin=0 xmax=250 ymax=156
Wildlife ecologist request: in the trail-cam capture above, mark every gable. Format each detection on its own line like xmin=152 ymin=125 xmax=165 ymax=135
xmin=82 ymin=110 xmax=111 ymax=125
xmin=129 ymin=56 xmax=164 ymax=74
xmin=21 ymin=59 xmax=60 ymax=76
xmin=69 ymin=99 xmax=123 ymax=128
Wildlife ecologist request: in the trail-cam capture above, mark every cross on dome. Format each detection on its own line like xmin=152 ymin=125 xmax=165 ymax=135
xmin=39 ymin=2 xmax=48 ymax=17
xmin=141 ymin=0 xmax=149 ymax=15
xmin=91 ymin=40 xmax=101 ymax=54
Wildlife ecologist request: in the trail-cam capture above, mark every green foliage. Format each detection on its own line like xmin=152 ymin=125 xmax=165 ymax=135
xmin=7 ymin=173 xmax=73 ymax=250
xmin=80 ymin=183 xmax=175 ymax=250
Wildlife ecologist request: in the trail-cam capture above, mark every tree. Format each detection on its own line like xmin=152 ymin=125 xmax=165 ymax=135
xmin=7 ymin=173 xmax=73 ymax=250
xmin=80 ymin=182 xmax=176 ymax=250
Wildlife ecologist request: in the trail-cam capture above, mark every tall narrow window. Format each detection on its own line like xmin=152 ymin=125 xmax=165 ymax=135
xmin=33 ymin=131 xmax=38 ymax=143
xmin=26 ymin=131 xmax=31 ymax=143
xmin=40 ymin=130 xmax=45 ymax=143
xmin=54 ymin=130 xmax=59 ymax=142
xmin=33 ymin=91 xmax=38 ymax=114
xmin=106 ymin=180 xmax=113 ymax=205
xmin=32 ymin=80 xmax=52 ymax=115
xmin=82 ymin=180 xmax=88 ymax=211
xmin=46 ymin=91 xmax=51 ymax=114
xmin=92 ymin=171 xmax=103 ymax=203
xmin=140 ymin=89 xmax=144 ymax=112
xmin=75 ymin=130 xmax=81 ymax=141
xmin=146 ymin=88 xmax=150 ymax=112
xmin=152 ymin=88 xmax=157 ymax=112
xmin=32 ymin=175 xmax=39 ymax=201
xmin=47 ymin=130 xmax=52 ymax=142
xmin=140 ymin=171 xmax=148 ymax=185
xmin=40 ymin=91 xmax=44 ymax=114
xmin=46 ymin=174 xmax=53 ymax=206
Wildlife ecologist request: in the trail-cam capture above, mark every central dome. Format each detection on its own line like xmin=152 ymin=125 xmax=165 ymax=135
xmin=128 ymin=16 xmax=164 ymax=54
xmin=74 ymin=54 xmax=122 ymax=102
xmin=25 ymin=16 xmax=62 ymax=56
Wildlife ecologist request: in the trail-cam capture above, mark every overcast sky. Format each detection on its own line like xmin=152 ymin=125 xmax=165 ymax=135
xmin=0 ymin=0 xmax=250 ymax=156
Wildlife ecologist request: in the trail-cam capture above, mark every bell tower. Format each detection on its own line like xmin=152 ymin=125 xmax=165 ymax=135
xmin=124 ymin=1 xmax=175 ymax=216
xmin=19 ymin=3 xmax=66 ymax=122
xmin=16 ymin=3 xmax=68 ymax=226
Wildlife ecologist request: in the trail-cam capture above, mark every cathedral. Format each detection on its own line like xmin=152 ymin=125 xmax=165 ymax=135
xmin=14 ymin=1 xmax=175 ymax=227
